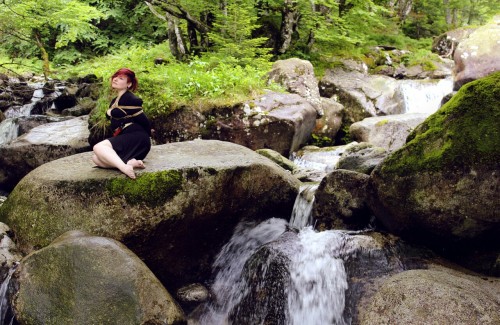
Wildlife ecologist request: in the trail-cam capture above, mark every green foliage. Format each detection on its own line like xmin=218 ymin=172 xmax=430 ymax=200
xmin=308 ymin=134 xmax=335 ymax=147
xmin=208 ymin=1 xmax=272 ymax=67
xmin=58 ymin=42 xmax=282 ymax=125
xmin=401 ymin=49 xmax=440 ymax=70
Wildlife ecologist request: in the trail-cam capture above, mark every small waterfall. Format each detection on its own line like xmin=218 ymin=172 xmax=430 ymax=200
xmin=4 ymin=83 xmax=45 ymax=119
xmin=397 ymin=77 xmax=453 ymax=115
xmin=289 ymin=184 xmax=318 ymax=229
xmin=0 ymin=119 xmax=19 ymax=147
xmin=199 ymin=218 xmax=288 ymax=324
xmin=197 ymin=182 xmax=362 ymax=324
xmin=0 ymin=264 xmax=17 ymax=325
xmin=288 ymin=228 xmax=349 ymax=325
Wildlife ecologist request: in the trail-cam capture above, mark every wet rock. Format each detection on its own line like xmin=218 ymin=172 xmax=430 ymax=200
xmin=313 ymin=169 xmax=371 ymax=230
xmin=312 ymin=97 xmax=344 ymax=144
xmin=256 ymin=148 xmax=298 ymax=172
xmin=176 ymin=283 xmax=210 ymax=312
xmin=10 ymin=230 xmax=186 ymax=324
xmin=62 ymin=97 xmax=96 ymax=116
xmin=0 ymin=222 xmax=22 ymax=282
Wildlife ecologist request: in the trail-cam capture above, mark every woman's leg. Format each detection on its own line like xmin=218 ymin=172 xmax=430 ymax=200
xmin=92 ymin=140 xmax=136 ymax=179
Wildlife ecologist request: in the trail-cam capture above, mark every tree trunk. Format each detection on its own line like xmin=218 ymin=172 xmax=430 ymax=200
xmin=34 ymin=32 xmax=50 ymax=80
xmin=278 ymin=0 xmax=299 ymax=54
xmin=443 ymin=0 xmax=452 ymax=25
xmin=398 ymin=0 xmax=413 ymax=22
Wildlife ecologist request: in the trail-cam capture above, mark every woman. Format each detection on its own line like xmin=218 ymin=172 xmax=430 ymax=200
xmin=92 ymin=68 xmax=151 ymax=179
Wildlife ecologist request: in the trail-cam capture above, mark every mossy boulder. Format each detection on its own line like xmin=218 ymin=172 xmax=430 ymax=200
xmin=10 ymin=231 xmax=185 ymax=324
xmin=0 ymin=140 xmax=300 ymax=290
xmin=369 ymin=72 xmax=500 ymax=259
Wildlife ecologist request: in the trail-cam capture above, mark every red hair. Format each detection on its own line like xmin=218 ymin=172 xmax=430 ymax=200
xmin=111 ymin=68 xmax=139 ymax=92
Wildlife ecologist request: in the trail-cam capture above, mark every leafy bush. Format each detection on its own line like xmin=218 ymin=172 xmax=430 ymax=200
xmin=58 ymin=43 xmax=282 ymax=125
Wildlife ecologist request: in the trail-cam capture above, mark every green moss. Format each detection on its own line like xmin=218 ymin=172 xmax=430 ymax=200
xmin=381 ymin=71 xmax=500 ymax=176
xmin=107 ymin=170 xmax=183 ymax=206
xmin=375 ymin=119 xmax=389 ymax=127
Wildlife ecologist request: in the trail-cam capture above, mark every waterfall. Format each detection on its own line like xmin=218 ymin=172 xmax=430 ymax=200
xmin=0 ymin=119 xmax=19 ymax=147
xmin=198 ymin=218 xmax=288 ymax=324
xmin=0 ymin=264 xmax=17 ymax=325
xmin=288 ymin=228 xmax=349 ymax=325
xmin=197 ymin=183 xmax=359 ymax=324
xmin=289 ymin=184 xmax=318 ymax=229
xmin=397 ymin=77 xmax=453 ymax=115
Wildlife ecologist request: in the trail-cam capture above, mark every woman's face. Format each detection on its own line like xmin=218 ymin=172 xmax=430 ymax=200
xmin=111 ymin=74 xmax=131 ymax=91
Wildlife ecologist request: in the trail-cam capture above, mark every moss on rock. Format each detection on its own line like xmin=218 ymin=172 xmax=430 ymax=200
xmin=107 ymin=170 xmax=184 ymax=206
xmin=381 ymin=71 xmax=500 ymax=176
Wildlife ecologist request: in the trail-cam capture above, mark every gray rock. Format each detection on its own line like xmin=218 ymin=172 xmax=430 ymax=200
xmin=349 ymin=113 xmax=427 ymax=152
xmin=150 ymin=92 xmax=317 ymax=157
xmin=10 ymin=230 xmax=185 ymax=325
xmin=0 ymin=116 xmax=90 ymax=191
xmin=336 ymin=142 xmax=388 ymax=174
xmin=267 ymin=58 xmax=322 ymax=115
xmin=0 ymin=140 xmax=300 ymax=289
xmin=313 ymin=169 xmax=371 ymax=230
xmin=256 ymin=148 xmax=298 ymax=172
xmin=453 ymin=18 xmax=500 ymax=90
xmin=368 ymin=73 xmax=500 ymax=273
xmin=359 ymin=268 xmax=500 ymax=325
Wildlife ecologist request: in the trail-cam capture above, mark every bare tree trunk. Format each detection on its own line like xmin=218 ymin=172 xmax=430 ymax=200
xmin=278 ymin=0 xmax=300 ymax=54
xmin=443 ymin=0 xmax=452 ymax=25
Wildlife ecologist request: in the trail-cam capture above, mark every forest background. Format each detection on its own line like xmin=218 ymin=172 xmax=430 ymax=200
xmin=0 ymin=0 xmax=498 ymax=119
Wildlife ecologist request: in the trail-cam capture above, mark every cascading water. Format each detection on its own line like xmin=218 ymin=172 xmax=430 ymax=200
xmin=198 ymin=218 xmax=289 ymax=324
xmin=397 ymin=77 xmax=453 ymax=115
xmin=289 ymin=184 xmax=319 ymax=229
xmin=0 ymin=82 xmax=45 ymax=146
xmin=0 ymin=120 xmax=19 ymax=147
xmin=197 ymin=184 xmax=362 ymax=324
xmin=0 ymin=264 xmax=17 ymax=325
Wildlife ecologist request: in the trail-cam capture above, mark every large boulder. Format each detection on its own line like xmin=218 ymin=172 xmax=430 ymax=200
xmin=453 ymin=17 xmax=500 ymax=90
xmin=369 ymin=72 xmax=500 ymax=256
xmin=10 ymin=231 xmax=185 ymax=324
xmin=313 ymin=169 xmax=371 ymax=231
xmin=0 ymin=116 xmax=90 ymax=191
xmin=267 ymin=58 xmax=322 ymax=114
xmin=149 ymin=92 xmax=317 ymax=157
xmin=350 ymin=113 xmax=428 ymax=152
xmin=359 ymin=268 xmax=500 ymax=325
xmin=0 ymin=140 xmax=300 ymax=289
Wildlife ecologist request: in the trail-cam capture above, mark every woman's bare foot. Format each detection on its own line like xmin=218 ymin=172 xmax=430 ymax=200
xmin=119 ymin=164 xmax=136 ymax=179
xmin=127 ymin=159 xmax=145 ymax=169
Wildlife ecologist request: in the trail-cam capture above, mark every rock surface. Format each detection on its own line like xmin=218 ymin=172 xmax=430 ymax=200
xmin=350 ymin=113 xmax=428 ymax=152
xmin=267 ymin=58 xmax=322 ymax=114
xmin=149 ymin=92 xmax=317 ymax=157
xmin=0 ymin=140 xmax=300 ymax=289
xmin=453 ymin=17 xmax=500 ymax=90
xmin=359 ymin=268 xmax=500 ymax=325
xmin=0 ymin=116 xmax=90 ymax=191
xmin=369 ymin=72 xmax=500 ymax=258
xmin=313 ymin=169 xmax=371 ymax=230
xmin=10 ymin=231 xmax=185 ymax=325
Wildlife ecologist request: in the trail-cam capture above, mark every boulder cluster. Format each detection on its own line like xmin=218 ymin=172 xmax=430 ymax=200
xmin=0 ymin=21 xmax=499 ymax=324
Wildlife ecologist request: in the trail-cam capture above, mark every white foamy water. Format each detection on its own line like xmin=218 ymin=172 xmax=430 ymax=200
xmin=288 ymin=227 xmax=350 ymax=325
xmin=199 ymin=218 xmax=288 ymax=324
xmin=0 ymin=265 xmax=17 ymax=324
xmin=398 ymin=77 xmax=453 ymax=115
xmin=0 ymin=119 xmax=19 ymax=147
xmin=289 ymin=184 xmax=318 ymax=229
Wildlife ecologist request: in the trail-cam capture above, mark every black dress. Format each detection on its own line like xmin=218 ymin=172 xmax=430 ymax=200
xmin=106 ymin=91 xmax=151 ymax=163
